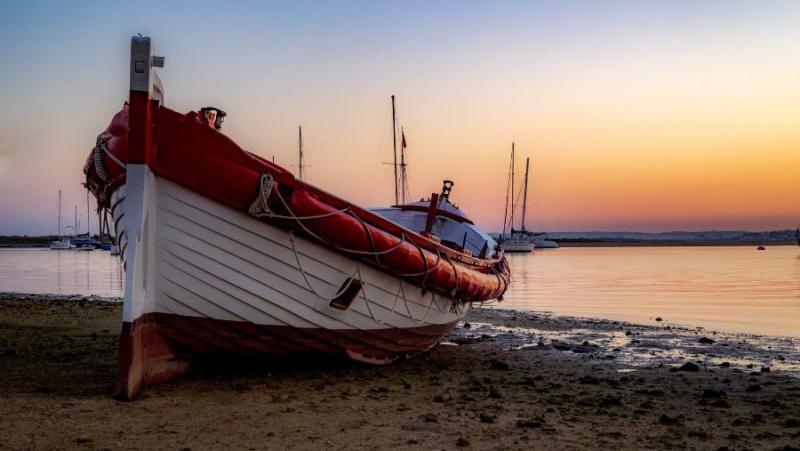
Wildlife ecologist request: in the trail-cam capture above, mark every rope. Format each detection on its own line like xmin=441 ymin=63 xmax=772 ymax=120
xmin=247 ymin=172 xmax=507 ymax=307
xmin=273 ymin=186 xmax=406 ymax=256
xmin=288 ymin=231 xmax=361 ymax=302
xmin=356 ymin=265 xmax=384 ymax=325
xmin=93 ymin=146 xmax=109 ymax=182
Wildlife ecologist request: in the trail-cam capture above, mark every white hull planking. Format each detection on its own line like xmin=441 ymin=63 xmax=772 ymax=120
xmin=112 ymin=166 xmax=468 ymax=333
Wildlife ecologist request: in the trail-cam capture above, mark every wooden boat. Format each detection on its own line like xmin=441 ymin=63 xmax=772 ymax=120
xmin=83 ymin=36 xmax=510 ymax=400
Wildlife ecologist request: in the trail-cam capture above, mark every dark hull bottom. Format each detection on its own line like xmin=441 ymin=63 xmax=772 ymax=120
xmin=115 ymin=312 xmax=458 ymax=400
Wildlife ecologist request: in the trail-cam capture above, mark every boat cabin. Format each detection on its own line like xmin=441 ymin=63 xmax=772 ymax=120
xmin=370 ymin=181 xmax=497 ymax=258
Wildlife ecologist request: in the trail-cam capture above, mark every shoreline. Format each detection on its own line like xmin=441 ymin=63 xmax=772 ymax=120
xmin=556 ymin=240 xmax=798 ymax=247
xmin=2 ymin=293 xmax=799 ymax=449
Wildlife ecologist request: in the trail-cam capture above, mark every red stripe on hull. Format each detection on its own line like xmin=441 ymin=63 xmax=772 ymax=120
xmin=115 ymin=311 xmax=458 ymax=400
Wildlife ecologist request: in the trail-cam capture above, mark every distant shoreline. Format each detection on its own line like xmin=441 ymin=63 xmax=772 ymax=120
xmin=556 ymin=239 xmax=798 ymax=247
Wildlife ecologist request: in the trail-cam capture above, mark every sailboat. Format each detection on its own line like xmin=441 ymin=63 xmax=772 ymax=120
xmin=49 ymin=190 xmax=72 ymax=250
xmin=70 ymin=190 xmax=98 ymax=251
xmin=502 ymin=150 xmax=558 ymax=250
xmin=83 ymin=36 xmax=510 ymax=400
xmin=501 ymin=144 xmax=533 ymax=253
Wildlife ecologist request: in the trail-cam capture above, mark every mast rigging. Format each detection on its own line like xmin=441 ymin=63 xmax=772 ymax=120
xmin=521 ymin=157 xmax=530 ymax=232
xmin=391 ymin=95 xmax=399 ymax=205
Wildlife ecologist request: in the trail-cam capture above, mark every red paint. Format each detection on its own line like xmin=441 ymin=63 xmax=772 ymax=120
xmin=114 ymin=311 xmax=459 ymax=400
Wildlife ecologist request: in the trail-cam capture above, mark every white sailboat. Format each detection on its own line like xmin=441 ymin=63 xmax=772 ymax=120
xmin=49 ymin=191 xmax=72 ymax=250
xmin=501 ymin=143 xmax=533 ymax=253
xmin=502 ymin=148 xmax=559 ymax=250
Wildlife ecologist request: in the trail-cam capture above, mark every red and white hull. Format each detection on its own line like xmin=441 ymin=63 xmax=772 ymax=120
xmin=112 ymin=169 xmax=468 ymax=398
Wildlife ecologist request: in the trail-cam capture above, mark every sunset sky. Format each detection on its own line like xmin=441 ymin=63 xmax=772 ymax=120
xmin=1 ymin=0 xmax=799 ymax=235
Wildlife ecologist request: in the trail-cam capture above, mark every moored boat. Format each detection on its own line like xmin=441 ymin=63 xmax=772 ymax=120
xmin=83 ymin=36 xmax=510 ymax=400
xmin=500 ymin=143 xmax=534 ymax=253
xmin=50 ymin=190 xmax=72 ymax=250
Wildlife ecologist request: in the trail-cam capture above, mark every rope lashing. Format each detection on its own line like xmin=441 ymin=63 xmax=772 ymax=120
xmin=92 ymin=134 xmax=127 ymax=184
xmin=288 ymin=231 xmax=362 ymax=302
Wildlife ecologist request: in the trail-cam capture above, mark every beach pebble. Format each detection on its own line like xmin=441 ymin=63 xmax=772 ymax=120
xmin=701 ymin=389 xmax=725 ymax=399
xmin=572 ymin=344 xmax=599 ymax=354
xmin=760 ymin=366 xmax=770 ymax=373
xmin=75 ymin=436 xmax=91 ymax=444
xmin=479 ymin=413 xmax=496 ymax=423
xmin=698 ymin=337 xmax=715 ymax=344
xmin=516 ymin=418 xmax=544 ymax=428
xmin=659 ymin=414 xmax=680 ymax=425
xmin=676 ymin=362 xmax=700 ymax=372
xmin=552 ymin=342 xmax=573 ymax=351
xmin=687 ymin=430 xmax=708 ymax=440
xmin=456 ymin=437 xmax=470 ymax=447
xmin=488 ymin=359 xmax=510 ymax=371
xmin=710 ymin=399 xmax=730 ymax=408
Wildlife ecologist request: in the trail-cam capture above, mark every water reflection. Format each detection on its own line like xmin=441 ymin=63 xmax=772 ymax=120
xmin=502 ymin=246 xmax=800 ymax=337
xmin=0 ymin=248 xmax=123 ymax=297
xmin=1 ymin=245 xmax=798 ymax=337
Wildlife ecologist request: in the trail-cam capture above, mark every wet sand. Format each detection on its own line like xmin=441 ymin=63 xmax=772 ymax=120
xmin=1 ymin=294 xmax=799 ymax=450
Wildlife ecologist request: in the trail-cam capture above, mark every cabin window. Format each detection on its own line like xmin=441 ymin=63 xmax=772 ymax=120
xmin=329 ymin=278 xmax=363 ymax=310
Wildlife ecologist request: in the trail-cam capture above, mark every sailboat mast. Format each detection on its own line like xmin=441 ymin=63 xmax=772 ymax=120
xmin=399 ymin=126 xmax=407 ymax=204
xmin=57 ymin=190 xmax=62 ymax=240
xmin=501 ymin=147 xmax=513 ymax=238
xmin=74 ymin=205 xmax=77 ymax=235
xmin=391 ymin=95 xmax=399 ymax=205
xmin=298 ymin=125 xmax=304 ymax=181
xmin=521 ymin=157 xmax=530 ymax=232
xmin=86 ymin=188 xmax=90 ymax=236
xmin=510 ymin=142 xmax=515 ymax=233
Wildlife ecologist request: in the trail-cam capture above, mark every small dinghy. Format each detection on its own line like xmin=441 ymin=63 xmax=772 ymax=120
xmin=84 ymin=36 xmax=510 ymax=399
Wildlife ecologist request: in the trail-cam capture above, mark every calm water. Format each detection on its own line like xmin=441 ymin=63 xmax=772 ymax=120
xmin=0 ymin=246 xmax=798 ymax=337
xmin=0 ymin=249 xmax=123 ymax=297
xmin=504 ymin=246 xmax=800 ymax=337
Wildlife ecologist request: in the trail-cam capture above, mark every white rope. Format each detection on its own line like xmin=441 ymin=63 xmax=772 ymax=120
xmin=101 ymin=141 xmax=127 ymax=170
xmin=288 ymin=232 xmax=361 ymax=302
xmin=356 ymin=265 xmax=384 ymax=325
xmin=369 ymin=278 xmax=403 ymax=325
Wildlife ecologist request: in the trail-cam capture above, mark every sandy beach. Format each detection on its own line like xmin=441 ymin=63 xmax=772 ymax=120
xmin=1 ymin=294 xmax=799 ymax=450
